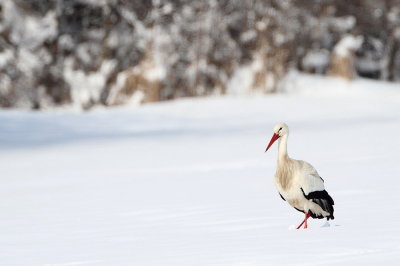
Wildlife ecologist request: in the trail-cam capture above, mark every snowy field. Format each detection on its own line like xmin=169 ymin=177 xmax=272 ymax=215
xmin=1 ymin=75 xmax=400 ymax=265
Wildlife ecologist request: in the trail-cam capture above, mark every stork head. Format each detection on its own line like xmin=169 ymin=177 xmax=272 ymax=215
xmin=265 ymin=123 xmax=288 ymax=152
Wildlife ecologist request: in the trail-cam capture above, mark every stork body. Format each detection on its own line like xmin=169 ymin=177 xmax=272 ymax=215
xmin=266 ymin=123 xmax=334 ymax=229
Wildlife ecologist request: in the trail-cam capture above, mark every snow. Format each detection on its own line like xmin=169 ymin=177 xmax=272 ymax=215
xmin=227 ymin=54 xmax=270 ymax=94
xmin=333 ymin=35 xmax=363 ymax=57
xmin=355 ymin=58 xmax=381 ymax=73
xmin=302 ymin=50 xmax=330 ymax=72
xmin=1 ymin=74 xmax=400 ymax=265
xmin=4 ymin=0 xmax=57 ymax=49
xmin=64 ymin=59 xmax=116 ymax=108
xmin=227 ymin=64 xmax=255 ymax=95
xmin=0 ymin=49 xmax=13 ymax=68
xmin=331 ymin=16 xmax=356 ymax=32
xmin=241 ymin=30 xmax=257 ymax=43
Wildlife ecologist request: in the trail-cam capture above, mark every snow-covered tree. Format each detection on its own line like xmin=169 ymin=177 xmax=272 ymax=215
xmin=0 ymin=0 xmax=399 ymax=109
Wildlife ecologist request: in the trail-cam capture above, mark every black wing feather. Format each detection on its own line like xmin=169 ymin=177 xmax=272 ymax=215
xmin=301 ymin=188 xmax=335 ymax=220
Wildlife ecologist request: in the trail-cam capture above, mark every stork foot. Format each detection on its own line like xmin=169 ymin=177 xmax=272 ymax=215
xmin=296 ymin=212 xmax=311 ymax=229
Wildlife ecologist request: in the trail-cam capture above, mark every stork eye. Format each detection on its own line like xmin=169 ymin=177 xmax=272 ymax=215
xmin=279 ymin=127 xmax=282 ymax=132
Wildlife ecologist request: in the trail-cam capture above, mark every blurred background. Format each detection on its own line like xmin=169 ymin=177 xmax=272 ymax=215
xmin=0 ymin=0 xmax=399 ymax=110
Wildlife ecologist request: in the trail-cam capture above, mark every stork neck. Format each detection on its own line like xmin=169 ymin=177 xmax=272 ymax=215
xmin=277 ymin=134 xmax=289 ymax=162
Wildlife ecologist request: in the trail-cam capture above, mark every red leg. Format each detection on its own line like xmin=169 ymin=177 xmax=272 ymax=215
xmin=296 ymin=212 xmax=311 ymax=229
xmin=296 ymin=218 xmax=306 ymax=229
xmin=304 ymin=213 xmax=310 ymax=228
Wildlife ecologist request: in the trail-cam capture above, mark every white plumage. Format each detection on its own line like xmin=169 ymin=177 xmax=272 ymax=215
xmin=265 ymin=123 xmax=334 ymax=229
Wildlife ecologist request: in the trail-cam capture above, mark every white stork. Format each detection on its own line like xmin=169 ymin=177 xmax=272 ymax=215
xmin=265 ymin=123 xmax=334 ymax=229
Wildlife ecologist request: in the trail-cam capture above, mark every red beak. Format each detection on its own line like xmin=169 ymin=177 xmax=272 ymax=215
xmin=265 ymin=133 xmax=280 ymax=152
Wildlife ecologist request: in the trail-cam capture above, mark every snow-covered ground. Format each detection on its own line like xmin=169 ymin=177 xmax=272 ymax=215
xmin=1 ymin=75 xmax=400 ymax=265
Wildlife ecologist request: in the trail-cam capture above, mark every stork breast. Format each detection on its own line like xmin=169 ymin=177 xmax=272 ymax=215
xmin=276 ymin=159 xmax=295 ymax=190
